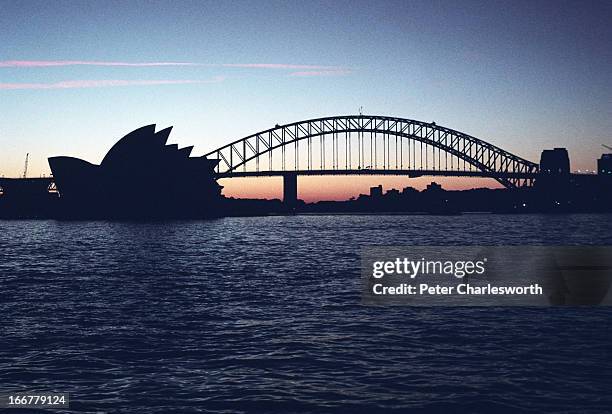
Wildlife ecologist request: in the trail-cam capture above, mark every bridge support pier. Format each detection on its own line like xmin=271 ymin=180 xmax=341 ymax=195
xmin=282 ymin=172 xmax=298 ymax=210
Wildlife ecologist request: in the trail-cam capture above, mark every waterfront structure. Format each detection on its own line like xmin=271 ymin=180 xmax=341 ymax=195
xmin=2 ymin=115 xmax=611 ymax=218
xmin=205 ymin=115 xmax=541 ymax=206
xmin=0 ymin=177 xmax=56 ymax=218
xmin=540 ymin=148 xmax=570 ymax=175
xmin=598 ymin=154 xmax=612 ymax=175
xmin=48 ymin=125 xmax=222 ymax=218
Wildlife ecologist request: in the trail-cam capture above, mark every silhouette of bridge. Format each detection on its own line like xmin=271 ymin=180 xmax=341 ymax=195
xmin=0 ymin=115 xmax=543 ymax=209
xmin=205 ymin=115 xmax=540 ymax=204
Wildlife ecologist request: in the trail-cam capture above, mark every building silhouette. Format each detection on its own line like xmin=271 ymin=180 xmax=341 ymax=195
xmin=598 ymin=154 xmax=612 ymax=175
xmin=2 ymin=133 xmax=612 ymax=218
xmin=0 ymin=178 xmax=56 ymax=218
xmin=540 ymin=148 xmax=570 ymax=174
xmin=48 ymin=125 xmax=222 ymax=219
xmin=369 ymin=185 xmax=383 ymax=198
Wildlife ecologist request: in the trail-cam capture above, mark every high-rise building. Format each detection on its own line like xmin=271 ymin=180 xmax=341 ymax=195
xmin=539 ymin=148 xmax=570 ymax=174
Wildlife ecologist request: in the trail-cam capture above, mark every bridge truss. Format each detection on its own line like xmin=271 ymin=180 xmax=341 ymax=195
xmin=205 ymin=115 xmax=539 ymax=188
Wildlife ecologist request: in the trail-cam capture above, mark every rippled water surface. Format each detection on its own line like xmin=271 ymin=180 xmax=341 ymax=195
xmin=1 ymin=214 xmax=612 ymax=413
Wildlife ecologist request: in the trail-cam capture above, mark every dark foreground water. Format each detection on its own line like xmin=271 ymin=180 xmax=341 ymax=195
xmin=1 ymin=214 xmax=612 ymax=413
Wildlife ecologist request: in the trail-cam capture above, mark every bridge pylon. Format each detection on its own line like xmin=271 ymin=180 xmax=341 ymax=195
xmin=282 ymin=172 xmax=298 ymax=210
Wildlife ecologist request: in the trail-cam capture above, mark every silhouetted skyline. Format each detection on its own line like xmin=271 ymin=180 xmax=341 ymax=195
xmin=1 ymin=0 xmax=610 ymax=201
xmin=1 ymin=122 xmax=610 ymax=218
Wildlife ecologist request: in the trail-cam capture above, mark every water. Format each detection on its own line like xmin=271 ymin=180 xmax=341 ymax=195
xmin=1 ymin=214 xmax=611 ymax=413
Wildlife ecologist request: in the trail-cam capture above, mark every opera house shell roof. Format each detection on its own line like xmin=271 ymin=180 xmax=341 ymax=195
xmin=48 ymin=125 xmax=222 ymax=218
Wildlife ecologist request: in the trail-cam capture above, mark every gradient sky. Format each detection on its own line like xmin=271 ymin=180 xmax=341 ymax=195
xmin=1 ymin=0 xmax=610 ymax=201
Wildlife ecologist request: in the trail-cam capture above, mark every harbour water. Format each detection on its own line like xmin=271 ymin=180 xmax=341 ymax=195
xmin=1 ymin=214 xmax=611 ymax=413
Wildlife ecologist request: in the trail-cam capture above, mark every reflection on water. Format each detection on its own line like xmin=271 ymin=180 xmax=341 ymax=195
xmin=1 ymin=214 xmax=611 ymax=413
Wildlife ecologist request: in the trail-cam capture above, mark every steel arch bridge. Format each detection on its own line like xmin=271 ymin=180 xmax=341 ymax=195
xmin=205 ymin=115 xmax=539 ymax=189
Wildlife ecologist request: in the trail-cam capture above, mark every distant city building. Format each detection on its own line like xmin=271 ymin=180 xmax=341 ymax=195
xmin=425 ymin=182 xmax=443 ymax=192
xmin=401 ymin=186 xmax=419 ymax=196
xmin=540 ymin=148 xmax=570 ymax=174
xmin=370 ymin=185 xmax=383 ymax=198
xmin=598 ymin=154 xmax=612 ymax=175
xmin=385 ymin=188 xmax=400 ymax=197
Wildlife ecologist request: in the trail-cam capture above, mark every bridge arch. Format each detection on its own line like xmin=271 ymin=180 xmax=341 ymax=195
xmin=205 ymin=115 xmax=539 ymax=188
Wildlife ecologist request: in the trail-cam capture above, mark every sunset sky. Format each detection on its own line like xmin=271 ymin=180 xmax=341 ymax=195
xmin=1 ymin=0 xmax=610 ymax=201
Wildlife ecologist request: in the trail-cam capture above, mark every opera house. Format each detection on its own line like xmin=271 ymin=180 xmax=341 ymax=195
xmin=48 ymin=125 xmax=223 ymax=218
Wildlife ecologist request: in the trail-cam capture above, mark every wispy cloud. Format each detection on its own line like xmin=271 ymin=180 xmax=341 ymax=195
xmin=0 ymin=61 xmax=351 ymax=90
xmin=0 ymin=76 xmax=225 ymax=90
xmin=289 ymin=69 xmax=352 ymax=77
xmin=0 ymin=60 xmax=198 ymax=68
xmin=220 ymin=63 xmax=345 ymax=70
xmin=0 ymin=60 xmax=348 ymax=71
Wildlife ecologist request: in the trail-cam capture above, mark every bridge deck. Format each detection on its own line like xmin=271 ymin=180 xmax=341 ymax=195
xmin=219 ymin=169 xmax=539 ymax=179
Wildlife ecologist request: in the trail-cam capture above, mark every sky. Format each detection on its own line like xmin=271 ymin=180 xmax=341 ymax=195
xmin=1 ymin=0 xmax=610 ymax=201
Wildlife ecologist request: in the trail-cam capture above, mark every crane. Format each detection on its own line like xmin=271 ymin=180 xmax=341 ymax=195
xmin=22 ymin=153 xmax=29 ymax=178
xmin=603 ymin=144 xmax=612 ymax=151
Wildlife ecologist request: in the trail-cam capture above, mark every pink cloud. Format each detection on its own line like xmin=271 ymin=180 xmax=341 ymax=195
xmin=289 ymin=69 xmax=352 ymax=77
xmin=0 ymin=60 xmax=349 ymax=71
xmin=0 ymin=61 xmax=352 ymax=90
xmin=0 ymin=60 xmax=197 ymax=67
xmin=221 ymin=63 xmax=346 ymax=70
xmin=0 ymin=76 xmax=225 ymax=90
